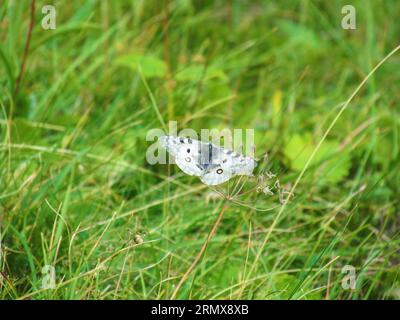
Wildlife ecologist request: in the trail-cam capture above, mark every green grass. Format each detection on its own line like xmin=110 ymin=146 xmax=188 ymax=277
xmin=0 ymin=0 xmax=399 ymax=300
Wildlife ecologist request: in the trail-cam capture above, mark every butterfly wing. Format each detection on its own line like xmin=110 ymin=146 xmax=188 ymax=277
xmin=159 ymin=136 xmax=203 ymax=176
xmin=197 ymin=145 xmax=235 ymax=185
xmin=217 ymin=147 xmax=257 ymax=176
xmin=200 ymin=164 xmax=233 ymax=185
xmin=159 ymin=136 xmax=257 ymax=185
xmin=174 ymin=157 xmax=203 ymax=176
xmin=229 ymin=155 xmax=257 ymax=176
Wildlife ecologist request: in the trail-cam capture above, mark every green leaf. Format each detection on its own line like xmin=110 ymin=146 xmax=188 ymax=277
xmin=284 ymin=134 xmax=351 ymax=184
xmin=284 ymin=134 xmax=315 ymax=171
xmin=278 ymin=21 xmax=325 ymax=53
xmin=115 ymin=53 xmax=167 ymax=78
xmin=175 ymin=65 xmax=228 ymax=82
xmin=374 ymin=134 xmax=394 ymax=168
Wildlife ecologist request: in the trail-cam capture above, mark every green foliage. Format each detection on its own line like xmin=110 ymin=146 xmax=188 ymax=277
xmin=284 ymin=134 xmax=351 ymax=184
xmin=116 ymin=53 xmax=167 ymax=78
xmin=0 ymin=0 xmax=399 ymax=300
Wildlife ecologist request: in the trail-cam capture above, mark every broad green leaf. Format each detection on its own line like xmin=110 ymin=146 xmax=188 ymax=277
xmin=175 ymin=65 xmax=228 ymax=82
xmin=116 ymin=53 xmax=167 ymax=78
xmin=278 ymin=20 xmax=325 ymax=53
xmin=284 ymin=134 xmax=351 ymax=184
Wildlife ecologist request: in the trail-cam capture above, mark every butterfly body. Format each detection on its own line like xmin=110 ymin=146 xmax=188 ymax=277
xmin=159 ymin=135 xmax=257 ymax=185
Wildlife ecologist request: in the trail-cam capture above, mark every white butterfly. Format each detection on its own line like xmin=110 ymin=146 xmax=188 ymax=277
xmin=159 ymin=135 xmax=257 ymax=185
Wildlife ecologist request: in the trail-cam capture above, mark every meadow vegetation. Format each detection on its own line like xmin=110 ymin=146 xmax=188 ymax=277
xmin=0 ymin=0 xmax=399 ymax=299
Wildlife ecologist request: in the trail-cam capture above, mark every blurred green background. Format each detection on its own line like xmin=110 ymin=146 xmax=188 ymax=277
xmin=0 ymin=0 xmax=399 ymax=299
